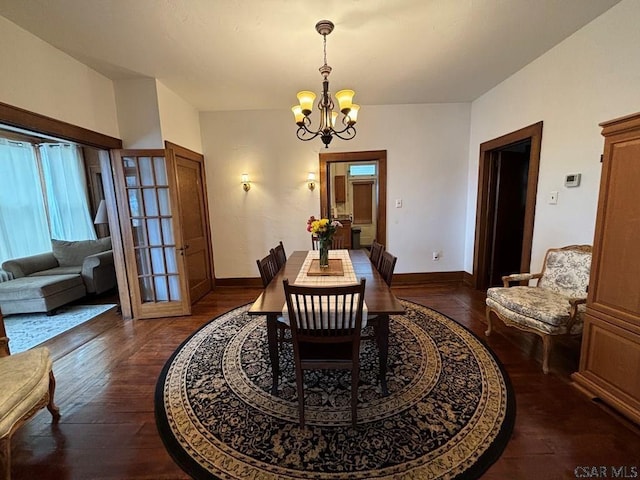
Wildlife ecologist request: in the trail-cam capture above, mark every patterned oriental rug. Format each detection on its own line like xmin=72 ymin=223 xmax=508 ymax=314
xmin=155 ymin=300 xmax=515 ymax=479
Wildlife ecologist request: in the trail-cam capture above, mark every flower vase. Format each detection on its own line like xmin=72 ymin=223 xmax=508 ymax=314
xmin=319 ymin=238 xmax=330 ymax=268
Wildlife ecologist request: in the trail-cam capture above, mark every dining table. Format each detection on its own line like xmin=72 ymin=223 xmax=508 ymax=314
xmin=248 ymin=249 xmax=405 ymax=395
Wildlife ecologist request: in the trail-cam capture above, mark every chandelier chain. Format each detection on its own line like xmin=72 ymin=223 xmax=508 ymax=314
xmin=323 ymin=32 xmax=328 ymax=68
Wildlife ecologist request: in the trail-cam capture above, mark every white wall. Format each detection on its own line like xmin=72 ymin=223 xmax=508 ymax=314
xmin=114 ymin=78 xmax=203 ymax=151
xmin=465 ymin=0 xmax=640 ymax=273
xmin=157 ymin=80 xmax=203 ymax=154
xmin=201 ymin=103 xmax=470 ymax=279
xmin=114 ymin=78 xmax=163 ymax=149
xmin=0 ymin=16 xmax=119 ymax=138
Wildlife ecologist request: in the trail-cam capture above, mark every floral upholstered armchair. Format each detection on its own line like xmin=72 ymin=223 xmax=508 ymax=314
xmin=485 ymin=245 xmax=592 ymax=374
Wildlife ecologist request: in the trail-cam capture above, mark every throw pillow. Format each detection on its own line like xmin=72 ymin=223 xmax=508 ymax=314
xmin=51 ymin=237 xmax=112 ymax=267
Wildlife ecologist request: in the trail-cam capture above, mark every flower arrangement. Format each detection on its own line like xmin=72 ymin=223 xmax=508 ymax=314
xmin=307 ymin=216 xmax=342 ymax=267
xmin=306 ymin=216 xmax=342 ymax=240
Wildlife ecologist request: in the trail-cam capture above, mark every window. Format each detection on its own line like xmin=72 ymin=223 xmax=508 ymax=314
xmin=0 ymin=136 xmax=96 ymax=264
xmin=349 ymin=163 xmax=376 ymax=177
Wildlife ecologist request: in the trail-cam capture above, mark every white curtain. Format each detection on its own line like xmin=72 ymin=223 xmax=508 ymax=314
xmin=39 ymin=143 xmax=97 ymax=241
xmin=0 ymin=139 xmax=51 ymax=264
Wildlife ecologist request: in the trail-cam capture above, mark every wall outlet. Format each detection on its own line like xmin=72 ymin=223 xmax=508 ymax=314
xmin=548 ymin=191 xmax=558 ymax=204
xmin=432 ymin=251 xmax=440 ymax=261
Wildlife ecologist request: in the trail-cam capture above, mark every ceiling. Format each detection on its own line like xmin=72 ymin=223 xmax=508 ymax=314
xmin=0 ymin=0 xmax=621 ymax=111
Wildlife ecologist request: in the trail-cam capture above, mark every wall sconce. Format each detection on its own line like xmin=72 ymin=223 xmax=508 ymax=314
xmin=307 ymin=172 xmax=316 ymax=191
xmin=241 ymin=173 xmax=251 ymax=192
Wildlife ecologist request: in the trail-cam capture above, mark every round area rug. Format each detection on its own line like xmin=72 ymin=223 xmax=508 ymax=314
xmin=155 ymin=300 xmax=515 ymax=479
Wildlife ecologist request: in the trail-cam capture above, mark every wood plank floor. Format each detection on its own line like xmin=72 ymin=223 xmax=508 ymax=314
xmin=10 ymin=283 xmax=640 ymax=479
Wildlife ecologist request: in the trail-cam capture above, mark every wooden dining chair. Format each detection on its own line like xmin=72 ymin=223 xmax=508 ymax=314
xmin=369 ymin=240 xmax=384 ymax=270
xmin=257 ymin=253 xmax=289 ymax=346
xmin=331 ymin=236 xmax=344 ymax=249
xmin=283 ymin=278 xmax=366 ymax=428
xmin=363 ymin=250 xmax=396 ymax=394
xmin=270 ymin=241 xmax=287 ymax=270
xmin=256 ymin=253 xmax=279 ymax=288
xmin=312 ymin=235 xmax=343 ymax=250
xmin=377 ymin=250 xmax=397 ymax=287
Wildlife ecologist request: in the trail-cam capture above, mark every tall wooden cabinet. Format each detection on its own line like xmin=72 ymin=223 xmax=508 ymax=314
xmin=572 ymin=112 xmax=640 ymax=424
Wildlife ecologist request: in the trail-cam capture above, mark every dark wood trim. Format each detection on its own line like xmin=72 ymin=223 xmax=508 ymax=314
xmin=215 ymin=277 xmax=264 ymax=287
xmin=393 ymin=271 xmax=465 ymax=285
xmin=472 ymin=122 xmax=542 ymax=290
xmin=462 ymin=271 xmax=475 ymax=287
xmin=0 ymin=101 xmax=122 ymax=149
xmin=319 ymin=150 xmax=387 ymax=246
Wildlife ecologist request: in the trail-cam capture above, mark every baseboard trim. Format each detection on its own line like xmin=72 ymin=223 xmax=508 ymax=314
xmin=215 ymin=277 xmax=263 ymax=287
xmin=393 ymin=271 xmax=466 ymax=285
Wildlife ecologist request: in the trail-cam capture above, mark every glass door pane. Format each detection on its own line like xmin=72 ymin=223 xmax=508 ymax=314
xmin=112 ymin=149 xmax=190 ymax=319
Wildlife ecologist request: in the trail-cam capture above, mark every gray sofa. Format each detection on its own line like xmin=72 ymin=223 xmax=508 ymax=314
xmin=0 ymin=237 xmax=116 ymax=315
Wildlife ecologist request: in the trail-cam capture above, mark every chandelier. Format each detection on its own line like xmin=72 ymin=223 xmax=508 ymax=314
xmin=292 ymin=20 xmax=359 ymax=148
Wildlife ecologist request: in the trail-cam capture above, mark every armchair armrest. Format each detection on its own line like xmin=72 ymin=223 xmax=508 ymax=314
xmin=501 ymin=272 xmax=542 ymax=287
xmin=2 ymin=252 xmax=59 ymax=278
xmin=82 ymin=250 xmax=114 ymax=272
xmin=82 ymin=250 xmax=116 ymax=294
xmin=566 ymin=297 xmax=588 ymax=330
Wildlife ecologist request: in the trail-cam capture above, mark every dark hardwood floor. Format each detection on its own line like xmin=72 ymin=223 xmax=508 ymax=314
xmin=11 ymin=282 xmax=640 ymax=479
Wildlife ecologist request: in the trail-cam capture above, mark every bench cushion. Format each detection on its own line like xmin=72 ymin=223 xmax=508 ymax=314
xmin=0 ymin=347 xmax=52 ymax=437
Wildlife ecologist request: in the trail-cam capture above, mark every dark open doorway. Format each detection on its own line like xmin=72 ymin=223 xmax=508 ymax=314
xmin=473 ymin=122 xmax=543 ymax=290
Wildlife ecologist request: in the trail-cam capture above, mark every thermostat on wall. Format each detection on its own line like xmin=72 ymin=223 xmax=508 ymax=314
xmin=565 ymin=173 xmax=581 ymax=187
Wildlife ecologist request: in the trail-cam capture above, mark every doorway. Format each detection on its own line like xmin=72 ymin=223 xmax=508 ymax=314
xmin=473 ymin=122 xmax=543 ymax=290
xmin=319 ymin=150 xmax=387 ymax=247
xmin=0 ymin=102 xmax=214 ymax=320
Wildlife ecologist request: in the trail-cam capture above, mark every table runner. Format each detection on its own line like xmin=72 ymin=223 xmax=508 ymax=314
xmin=283 ymin=250 xmax=367 ymax=327
xmin=293 ymin=250 xmax=358 ymax=286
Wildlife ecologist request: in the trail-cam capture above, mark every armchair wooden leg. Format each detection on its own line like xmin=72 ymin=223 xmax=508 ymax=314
xmin=485 ymin=306 xmax=494 ymax=336
xmin=541 ymin=334 xmax=552 ymax=375
xmin=47 ymin=370 xmax=61 ymax=422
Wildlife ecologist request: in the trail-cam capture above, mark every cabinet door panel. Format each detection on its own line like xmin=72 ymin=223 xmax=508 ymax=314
xmin=591 ymin=138 xmax=640 ymax=317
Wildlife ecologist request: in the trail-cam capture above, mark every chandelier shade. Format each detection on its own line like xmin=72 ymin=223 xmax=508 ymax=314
xmin=292 ymin=20 xmax=359 ymax=148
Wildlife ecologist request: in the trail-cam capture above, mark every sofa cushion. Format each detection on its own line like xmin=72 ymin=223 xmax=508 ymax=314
xmin=0 ymin=275 xmax=84 ymax=301
xmin=30 ymin=266 xmax=82 ymax=277
xmin=0 ymin=347 xmax=52 ymax=437
xmin=51 ymin=237 xmax=111 ymax=267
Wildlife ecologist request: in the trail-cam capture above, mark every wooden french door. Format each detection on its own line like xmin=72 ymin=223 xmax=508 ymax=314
xmin=169 ymin=142 xmax=214 ymax=302
xmin=111 ymin=149 xmax=191 ymax=319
